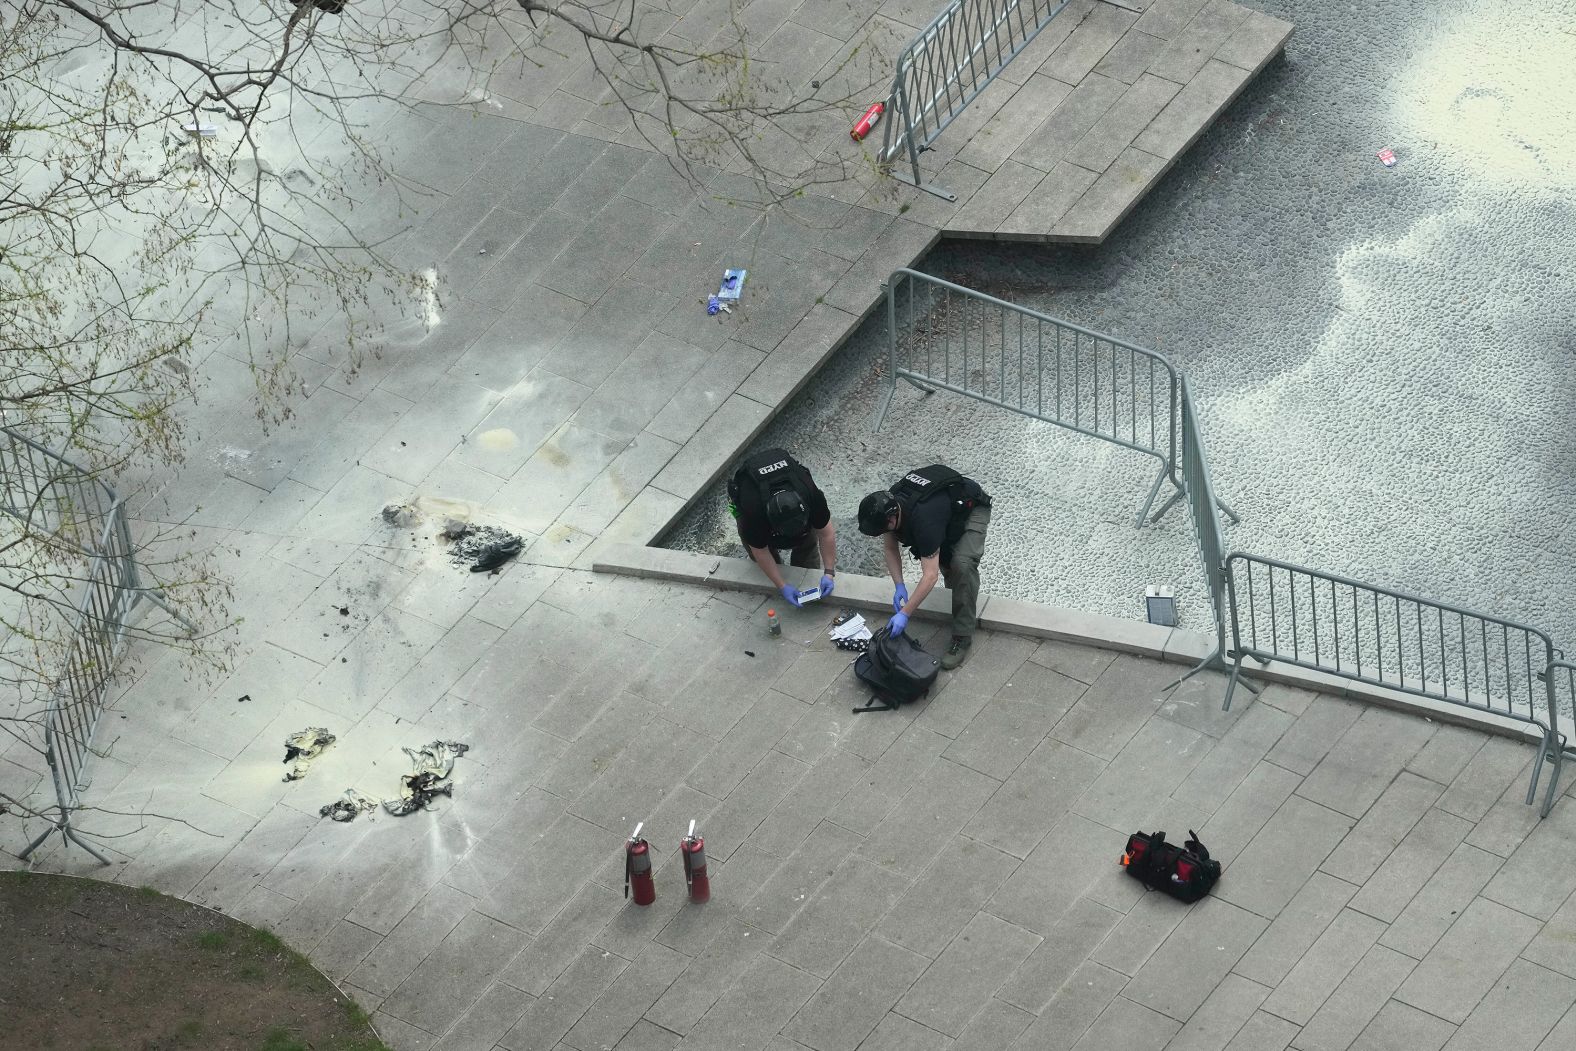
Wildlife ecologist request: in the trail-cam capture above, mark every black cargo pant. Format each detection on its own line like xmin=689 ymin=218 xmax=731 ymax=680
xmin=940 ymin=505 xmax=990 ymax=640
xmin=738 ymin=523 xmax=819 ymax=570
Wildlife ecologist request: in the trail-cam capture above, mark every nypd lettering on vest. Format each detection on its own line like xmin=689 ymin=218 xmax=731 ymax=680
xmin=757 ymin=460 xmax=790 ymax=476
xmin=903 ymin=472 xmax=932 ymax=487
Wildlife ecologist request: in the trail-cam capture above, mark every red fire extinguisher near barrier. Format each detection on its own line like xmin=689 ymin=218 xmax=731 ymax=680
xmin=681 ymin=820 xmax=710 ymax=904
xmin=625 ymin=822 xmax=655 ymax=906
xmin=851 ymin=101 xmax=885 ymax=142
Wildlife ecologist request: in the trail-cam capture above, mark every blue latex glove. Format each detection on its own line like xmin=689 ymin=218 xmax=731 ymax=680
xmin=889 ymin=612 xmax=909 ymax=636
xmin=780 ymin=584 xmax=802 ymax=608
xmin=892 ymin=584 xmax=909 ymax=613
xmin=820 ymin=574 xmax=836 ymax=597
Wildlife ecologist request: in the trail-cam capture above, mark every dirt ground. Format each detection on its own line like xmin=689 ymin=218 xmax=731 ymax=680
xmin=0 ymin=871 xmax=389 ymax=1051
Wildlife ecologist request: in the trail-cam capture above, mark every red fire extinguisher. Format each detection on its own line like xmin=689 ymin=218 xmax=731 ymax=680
xmin=851 ymin=101 xmax=885 ymax=142
xmin=681 ymin=820 xmax=710 ymax=904
xmin=625 ymin=822 xmax=655 ymax=907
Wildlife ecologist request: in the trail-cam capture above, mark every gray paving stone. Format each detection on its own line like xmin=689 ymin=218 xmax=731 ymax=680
xmin=1063 ymin=73 xmax=1180 ymax=174
xmin=1394 ymin=897 xmax=1544 ymax=1024
xmin=897 ymin=911 xmax=1042 ymax=1036
xmin=1132 ymin=0 xmax=1209 ymax=39
xmin=782 ymin=935 xmax=931 ymax=1051
xmin=1075 ymin=718 xmax=1211 ymax=832
xmin=943 ymin=659 xmax=1083 ymax=780
xmin=750 ymin=750 xmax=870 ymax=857
xmin=860 ymin=759 xmax=999 ymax=877
xmin=1212 ymin=794 xmax=1351 ymax=921
xmin=856 ymin=1013 xmax=952 ymax=1051
xmin=1013 ymin=960 xmax=1128 ymax=1050
xmin=1234 ymin=871 xmax=1357 ymax=988
xmin=499 ymin=944 xmax=628 ymax=1051
xmin=1482 ymin=800 xmax=1576 ymax=919
xmin=1535 ymin=1002 xmax=1576 ymax=1051
xmin=373 ymin=1013 xmax=435 ymax=1051
xmin=878 ymin=834 xmax=1022 ymax=958
xmin=1462 ymin=776 xmax=1544 ymax=859
xmin=1321 ymin=772 xmax=1443 ymax=885
xmin=1165 ymin=973 xmax=1271 ymax=1051
xmin=349 ymin=883 xmax=479 ymax=999
xmin=1147 ymin=0 xmax=1251 ymax=84
xmin=1012 ymin=73 xmax=1129 ymax=173
xmin=383 ymin=911 xmax=533 ymax=1036
xmin=648 ymin=918 xmax=773 ymax=1034
xmin=770 ymin=855 xmax=913 ymax=978
xmin=735 ymin=303 xmax=860 ymax=408
xmin=1221 ymin=1011 xmax=1299 ymax=1051
xmin=1208 ymin=8 xmax=1290 ymax=71
xmin=952 ymin=160 xmax=1048 ymax=235
xmin=562 ymin=941 xmax=688 ymax=1051
xmin=958 ymin=74 xmax=1077 ymax=174
xmin=1074 ymin=996 xmax=1179 ymax=1050
xmin=1091 ymin=890 xmax=1189 ymax=977
xmin=1349 ymin=808 xmax=1474 ymax=924
xmin=1124 ymin=896 xmax=1267 ymax=1022
xmin=1298 ymin=708 xmax=1437 ymax=820
xmin=498 ymin=881 xmax=625 ymax=996
xmin=1172 ymin=703 xmax=1294 ymax=813
xmin=679 ymin=953 xmax=822 ymax=1051
xmin=1405 ymin=724 xmax=1485 ymax=786
xmin=998 ymin=897 xmax=1124 ymax=1013
xmin=968 ymin=737 xmax=1107 ymax=860
xmin=1438 ymin=736 xmax=1538 ymax=822
xmin=1042 ymin=2 xmax=1141 ymax=85
xmin=1380 ymin=842 xmax=1502 ymax=961
xmin=1440 ymin=958 xmax=1576 ymax=1051
xmin=1350 ymin=1000 xmax=1456 ymax=1051
xmin=613 ymin=1020 xmax=682 ymax=1051
xmin=651 ymin=394 xmax=772 ymax=501
xmin=954 ymin=998 xmax=1034 ymax=1051
xmin=1050 ymin=654 xmax=1177 ymax=760
xmin=1132 ymin=58 xmax=1253 ymax=160
xmin=1292 ymin=945 xmax=1418 ymax=1051
xmin=432 ymin=980 xmax=534 ymax=1051
xmin=827 ymin=724 xmax=951 ymax=835
xmin=1093 ymin=27 xmax=1168 ymax=83
xmin=741 ymin=819 xmax=864 ymax=936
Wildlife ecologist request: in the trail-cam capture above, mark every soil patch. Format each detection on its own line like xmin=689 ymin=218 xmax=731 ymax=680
xmin=1 ymin=871 xmax=389 ymax=1051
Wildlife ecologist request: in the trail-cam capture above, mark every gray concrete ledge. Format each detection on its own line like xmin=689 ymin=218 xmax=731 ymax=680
xmin=591 ymin=543 xmax=1557 ymax=756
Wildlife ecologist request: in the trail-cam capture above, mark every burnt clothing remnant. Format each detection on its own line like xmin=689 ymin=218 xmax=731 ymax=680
xmin=282 ymin=728 xmax=336 ymax=782
xmin=445 ymin=523 xmax=523 ymax=573
xmin=319 ymin=789 xmax=379 ymax=822
xmin=384 ymin=740 xmax=471 ymax=816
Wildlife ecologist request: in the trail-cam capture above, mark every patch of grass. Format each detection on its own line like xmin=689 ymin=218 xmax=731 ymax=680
xmin=237 ymin=962 xmax=267 ymax=982
xmin=196 ymin=930 xmax=230 ymax=950
xmin=898 ymin=202 xmax=911 ymax=214
xmin=138 ymin=885 xmax=162 ymax=899
xmin=249 ymin=928 xmax=286 ymax=953
xmin=174 ymin=1018 xmax=205 ymax=1043
xmin=260 ymin=1027 xmax=309 ymax=1051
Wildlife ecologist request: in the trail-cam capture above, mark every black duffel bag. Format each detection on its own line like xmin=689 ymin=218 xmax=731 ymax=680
xmin=1120 ymin=829 xmax=1221 ymax=903
xmin=852 ymin=627 xmax=939 ymax=712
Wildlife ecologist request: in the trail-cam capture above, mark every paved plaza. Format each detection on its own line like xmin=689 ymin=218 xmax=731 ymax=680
xmin=10 ymin=0 xmax=1576 ymax=1049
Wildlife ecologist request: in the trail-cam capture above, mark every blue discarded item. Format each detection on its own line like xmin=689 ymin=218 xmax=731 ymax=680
xmin=717 ymin=268 xmax=747 ymax=302
xmin=707 ymin=295 xmax=721 ymax=316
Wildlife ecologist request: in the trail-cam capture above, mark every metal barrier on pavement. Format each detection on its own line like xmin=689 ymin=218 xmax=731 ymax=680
xmin=2 ymin=426 xmax=191 ymax=862
xmin=879 ymin=0 xmax=1072 ymax=200
xmin=1222 ymin=553 xmax=1567 ymax=815
xmin=878 ymin=271 xmax=1573 ymax=815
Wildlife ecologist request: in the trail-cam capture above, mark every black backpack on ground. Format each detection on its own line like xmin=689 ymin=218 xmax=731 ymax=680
xmin=1120 ymin=829 xmax=1221 ymax=903
xmin=852 ymin=628 xmax=940 ymax=713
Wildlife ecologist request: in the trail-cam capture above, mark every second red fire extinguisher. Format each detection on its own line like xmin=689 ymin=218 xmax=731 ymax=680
xmin=625 ymin=822 xmax=655 ymax=906
xmin=681 ymin=820 xmax=710 ymax=904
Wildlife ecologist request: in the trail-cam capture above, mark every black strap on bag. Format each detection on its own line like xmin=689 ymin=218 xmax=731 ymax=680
xmin=1120 ymin=829 xmax=1222 ymax=903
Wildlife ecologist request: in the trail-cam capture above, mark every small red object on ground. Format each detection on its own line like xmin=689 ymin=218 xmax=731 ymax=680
xmin=852 ymin=102 xmax=885 ymax=142
xmin=1377 ymin=147 xmax=1397 ymax=168
xmin=625 ymin=824 xmax=655 ymax=906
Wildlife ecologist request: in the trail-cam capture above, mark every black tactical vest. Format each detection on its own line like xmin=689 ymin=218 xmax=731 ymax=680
xmin=730 ymin=448 xmax=813 ymax=546
xmin=892 ymin=465 xmax=988 ymax=547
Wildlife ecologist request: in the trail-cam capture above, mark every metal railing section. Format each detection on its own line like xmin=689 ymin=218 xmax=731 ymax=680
xmin=879 ymin=0 xmax=1072 ymax=200
xmin=877 ymin=269 xmax=1185 ymax=528
xmin=1 ymin=426 xmax=189 ymax=862
xmin=1223 ymin=553 xmax=1567 ymax=815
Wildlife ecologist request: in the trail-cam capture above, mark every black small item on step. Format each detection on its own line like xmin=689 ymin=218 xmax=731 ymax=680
xmin=852 ymin=627 xmax=939 ymax=712
xmin=1120 ymin=829 xmax=1221 ymax=903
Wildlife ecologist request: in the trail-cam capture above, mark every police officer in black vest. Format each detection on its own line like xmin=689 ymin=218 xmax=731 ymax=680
xmin=728 ymin=448 xmax=837 ymax=607
xmin=857 ymin=465 xmax=991 ymax=669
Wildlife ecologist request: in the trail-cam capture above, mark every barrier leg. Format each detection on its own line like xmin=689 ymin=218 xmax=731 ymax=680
xmin=1214 ymin=496 xmax=1241 ymax=526
xmin=1530 ymin=731 xmax=1564 ymax=817
xmin=19 ymin=813 xmax=113 ymax=865
xmin=1148 ymin=489 xmax=1185 ymax=524
xmin=1134 ymin=462 xmax=1170 ymax=529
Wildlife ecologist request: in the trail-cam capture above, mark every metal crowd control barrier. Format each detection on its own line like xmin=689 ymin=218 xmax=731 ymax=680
xmin=876 ymin=269 xmax=1238 ymax=531
xmin=1222 ymin=553 xmax=1567 ymax=815
xmin=879 ymin=0 xmax=1072 ymax=200
xmin=1 ymin=426 xmax=191 ymax=862
xmin=877 ymin=271 xmax=1572 ymax=815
